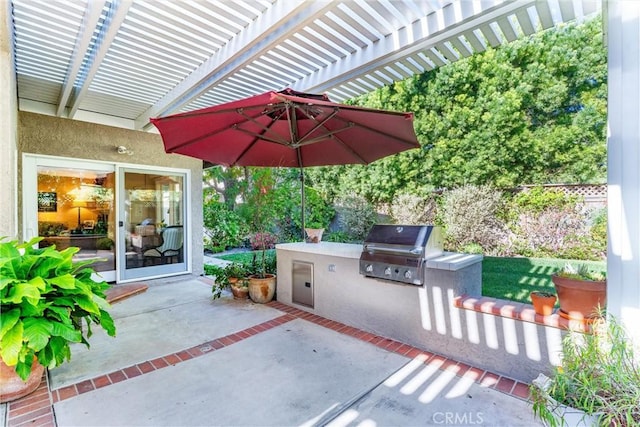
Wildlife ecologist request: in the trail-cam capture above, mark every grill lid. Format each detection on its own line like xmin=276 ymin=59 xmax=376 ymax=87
xmin=359 ymin=225 xmax=444 ymax=285
xmin=363 ymin=225 xmax=435 ymax=256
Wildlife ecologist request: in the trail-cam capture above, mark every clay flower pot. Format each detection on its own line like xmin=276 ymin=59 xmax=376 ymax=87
xmin=304 ymin=228 xmax=324 ymax=243
xmin=530 ymin=291 xmax=557 ymax=316
xmin=248 ymin=274 xmax=276 ymax=303
xmin=230 ymin=282 xmax=249 ymax=300
xmin=551 ymin=274 xmax=606 ymax=320
xmin=0 ymin=358 xmax=45 ymax=403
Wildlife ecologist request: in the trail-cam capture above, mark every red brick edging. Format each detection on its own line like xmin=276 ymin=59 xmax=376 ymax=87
xmin=5 ymin=300 xmax=532 ymax=426
xmin=454 ymin=294 xmax=594 ymax=332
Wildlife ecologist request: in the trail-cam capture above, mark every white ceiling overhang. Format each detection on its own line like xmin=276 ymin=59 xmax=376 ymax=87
xmin=10 ymin=0 xmax=600 ymax=131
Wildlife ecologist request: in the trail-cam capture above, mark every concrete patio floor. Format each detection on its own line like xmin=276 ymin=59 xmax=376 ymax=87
xmin=2 ymin=275 xmax=541 ymax=426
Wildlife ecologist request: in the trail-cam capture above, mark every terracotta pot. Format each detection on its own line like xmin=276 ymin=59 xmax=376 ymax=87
xmin=0 ymin=358 xmax=45 ymax=403
xmin=551 ymin=274 xmax=606 ymax=320
xmin=230 ymin=284 xmax=249 ymax=300
xmin=530 ymin=292 xmax=557 ymax=316
xmin=248 ymin=274 xmax=276 ymax=303
xmin=304 ymin=228 xmax=324 ymax=243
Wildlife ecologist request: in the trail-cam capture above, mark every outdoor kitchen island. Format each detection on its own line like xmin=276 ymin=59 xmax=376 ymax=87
xmin=276 ymin=242 xmax=562 ymax=383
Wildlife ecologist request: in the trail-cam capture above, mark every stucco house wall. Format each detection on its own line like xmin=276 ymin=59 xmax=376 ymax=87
xmin=17 ymin=111 xmax=204 ymax=276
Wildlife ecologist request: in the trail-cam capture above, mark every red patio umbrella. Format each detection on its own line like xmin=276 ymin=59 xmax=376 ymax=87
xmin=151 ymin=89 xmax=420 ymax=237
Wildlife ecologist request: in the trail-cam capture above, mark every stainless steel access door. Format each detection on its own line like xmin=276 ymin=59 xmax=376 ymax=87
xmin=292 ymin=261 xmax=314 ymax=308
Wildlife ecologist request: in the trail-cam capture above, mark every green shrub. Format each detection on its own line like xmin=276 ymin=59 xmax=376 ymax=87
xmin=441 ymin=185 xmax=505 ymax=252
xmin=512 ymin=186 xmax=578 ymax=214
xmin=462 ymin=242 xmax=484 ymax=254
xmin=589 ymin=208 xmax=607 ymax=258
xmin=510 ymin=205 xmax=588 ymax=257
xmin=324 ymin=230 xmax=351 ymax=243
xmin=335 ymin=194 xmax=378 ymax=242
xmin=390 ymin=192 xmax=437 ymax=225
xmin=203 ymin=195 xmax=246 ymax=250
xmin=273 ymin=185 xmax=335 ymax=242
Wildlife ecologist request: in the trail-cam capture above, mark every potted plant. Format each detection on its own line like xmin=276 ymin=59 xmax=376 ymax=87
xmin=247 ymin=246 xmax=277 ymax=304
xmin=301 ymin=186 xmax=334 ymax=243
xmin=0 ymin=237 xmax=116 ymax=402
xmin=530 ymin=291 xmax=557 ymax=316
xmin=226 ymin=263 xmax=249 ymax=300
xmin=210 ymin=263 xmax=250 ymax=300
xmin=304 ymin=221 xmax=325 ymax=243
xmin=551 ymin=263 xmax=606 ymax=320
xmin=245 ymin=170 xmax=277 ymax=304
xmin=530 ymin=313 xmax=639 ymax=426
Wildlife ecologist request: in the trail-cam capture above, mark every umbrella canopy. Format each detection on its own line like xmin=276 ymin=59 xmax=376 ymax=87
xmin=151 ymin=89 xmax=421 ymax=239
xmin=151 ymin=88 xmax=420 ymax=168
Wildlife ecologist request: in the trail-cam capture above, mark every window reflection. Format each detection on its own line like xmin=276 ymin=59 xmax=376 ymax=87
xmin=37 ymin=167 xmax=115 ymax=272
xmin=124 ymin=172 xmax=184 ymax=269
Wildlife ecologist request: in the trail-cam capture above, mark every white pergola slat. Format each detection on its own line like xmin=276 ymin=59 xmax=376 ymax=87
xmin=10 ymin=0 xmax=600 ymax=131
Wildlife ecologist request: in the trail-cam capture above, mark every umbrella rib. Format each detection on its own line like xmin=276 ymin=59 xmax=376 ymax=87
xmin=236 ymin=108 xmax=292 ymax=146
xmin=326 ymin=133 xmax=369 ymax=164
xmin=164 ymin=107 xmax=268 ymax=153
xmin=294 ymin=124 xmax=354 ymax=147
xmin=233 ymin=126 xmax=292 ymax=146
xmin=294 ymin=105 xmax=340 ymax=145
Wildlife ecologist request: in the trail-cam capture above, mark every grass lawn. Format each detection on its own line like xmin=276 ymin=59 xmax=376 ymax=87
xmin=213 ymin=251 xmax=606 ymax=305
xmin=215 ymin=249 xmax=275 ymax=264
xmin=482 ymin=256 xmax=606 ymax=304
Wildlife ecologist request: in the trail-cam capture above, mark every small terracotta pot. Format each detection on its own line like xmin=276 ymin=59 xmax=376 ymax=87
xmin=530 ymin=292 xmax=557 ymax=316
xmin=304 ymin=228 xmax=324 ymax=243
xmin=230 ymin=284 xmax=249 ymax=300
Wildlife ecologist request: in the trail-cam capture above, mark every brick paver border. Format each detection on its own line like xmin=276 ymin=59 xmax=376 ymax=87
xmin=4 ymin=300 xmax=532 ymax=426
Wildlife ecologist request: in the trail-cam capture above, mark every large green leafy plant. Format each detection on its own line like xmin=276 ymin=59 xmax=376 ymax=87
xmin=0 ymin=237 xmax=116 ymax=380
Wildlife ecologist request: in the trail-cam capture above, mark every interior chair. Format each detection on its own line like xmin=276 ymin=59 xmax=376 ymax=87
xmin=142 ymin=225 xmax=184 ymax=266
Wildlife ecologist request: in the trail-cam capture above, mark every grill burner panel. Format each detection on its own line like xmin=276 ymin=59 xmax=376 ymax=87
xmin=359 ymin=225 xmax=443 ymax=285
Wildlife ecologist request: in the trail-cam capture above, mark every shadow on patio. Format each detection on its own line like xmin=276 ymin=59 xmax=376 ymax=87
xmin=3 ymin=275 xmax=540 ymax=426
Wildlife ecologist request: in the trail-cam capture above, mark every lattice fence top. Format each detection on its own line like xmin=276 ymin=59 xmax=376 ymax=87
xmin=519 ymin=184 xmax=607 ymax=207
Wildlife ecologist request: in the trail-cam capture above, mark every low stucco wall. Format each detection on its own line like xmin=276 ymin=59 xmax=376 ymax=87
xmin=17 ymin=112 xmax=204 ymax=276
xmin=276 ymin=242 xmax=562 ymax=383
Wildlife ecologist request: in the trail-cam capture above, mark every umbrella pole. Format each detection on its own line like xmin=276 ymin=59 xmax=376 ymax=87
xmin=300 ymin=167 xmax=305 ymax=242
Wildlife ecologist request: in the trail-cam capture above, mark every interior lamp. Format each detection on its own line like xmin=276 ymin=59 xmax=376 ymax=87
xmin=72 ymin=200 xmax=87 ymax=230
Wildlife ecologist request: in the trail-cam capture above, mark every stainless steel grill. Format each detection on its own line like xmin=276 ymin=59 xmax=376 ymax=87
xmin=359 ymin=225 xmax=443 ymax=285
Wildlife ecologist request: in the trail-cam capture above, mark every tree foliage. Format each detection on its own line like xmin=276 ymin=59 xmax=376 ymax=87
xmin=307 ymin=17 xmax=607 ymax=203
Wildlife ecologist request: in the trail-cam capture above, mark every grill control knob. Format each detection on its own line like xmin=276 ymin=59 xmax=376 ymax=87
xmin=384 ymin=267 xmax=392 ymax=276
xmin=404 ymin=270 xmax=412 ymax=279
xmin=365 ymin=264 xmax=373 ymax=273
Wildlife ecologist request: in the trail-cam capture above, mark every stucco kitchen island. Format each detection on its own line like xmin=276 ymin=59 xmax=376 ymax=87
xmin=275 ymin=242 xmax=563 ymax=383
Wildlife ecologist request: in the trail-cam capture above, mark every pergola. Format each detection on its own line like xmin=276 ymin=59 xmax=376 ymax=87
xmin=0 ymin=0 xmax=638 ymax=338
xmin=9 ymin=0 xmax=599 ymax=128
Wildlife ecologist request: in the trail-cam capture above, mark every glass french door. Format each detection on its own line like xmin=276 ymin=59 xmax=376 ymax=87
xmin=118 ymin=168 xmax=187 ymax=281
xmin=23 ymin=156 xmax=117 ymax=282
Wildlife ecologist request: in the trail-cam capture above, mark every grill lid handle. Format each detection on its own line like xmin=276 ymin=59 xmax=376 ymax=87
xmin=364 ymin=244 xmax=424 ymax=256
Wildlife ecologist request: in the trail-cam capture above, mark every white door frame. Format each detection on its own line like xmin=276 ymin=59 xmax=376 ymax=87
xmin=22 ymin=154 xmax=192 ymax=284
xmin=116 ymin=165 xmax=191 ymax=283
xmin=22 ymin=154 xmax=117 ymax=282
